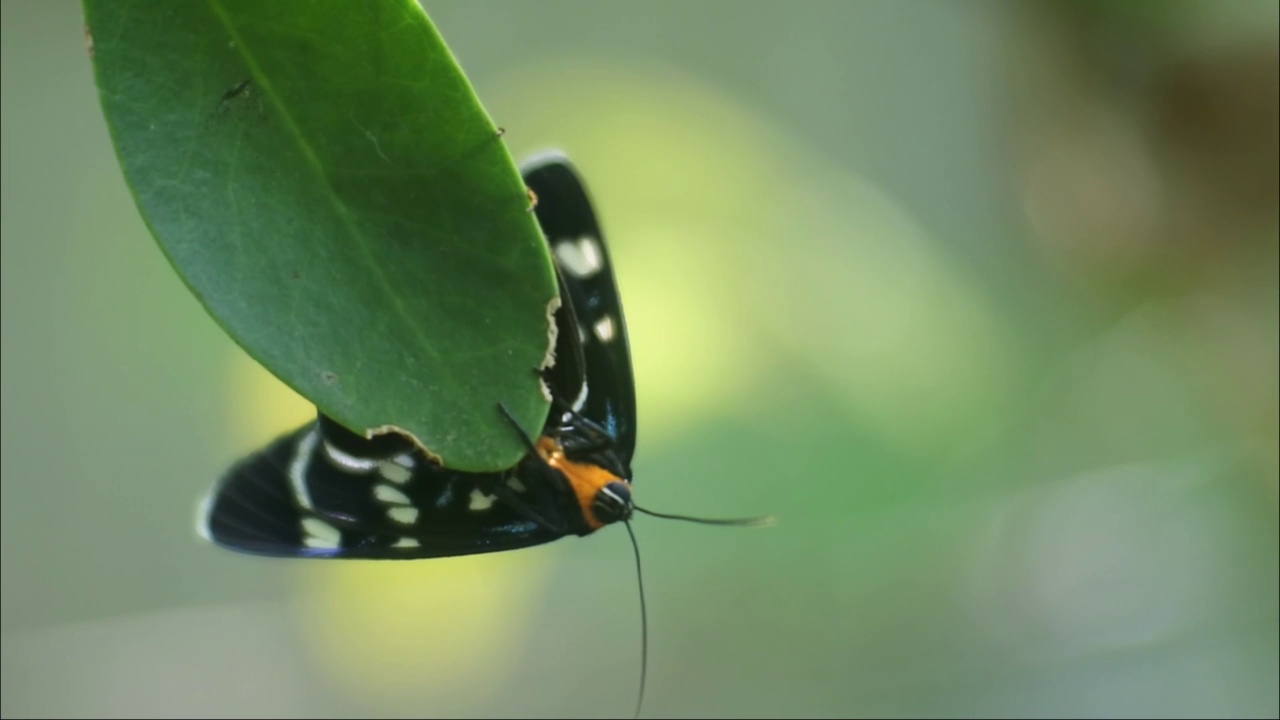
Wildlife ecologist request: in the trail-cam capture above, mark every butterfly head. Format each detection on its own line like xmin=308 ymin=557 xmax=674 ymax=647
xmin=591 ymin=479 xmax=634 ymax=525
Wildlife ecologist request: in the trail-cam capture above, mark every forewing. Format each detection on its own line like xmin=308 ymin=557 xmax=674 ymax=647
xmin=522 ymin=151 xmax=637 ymax=467
xmin=199 ymin=417 xmax=570 ymax=559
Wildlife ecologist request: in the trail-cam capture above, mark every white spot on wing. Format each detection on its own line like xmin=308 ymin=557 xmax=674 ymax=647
xmin=507 ymin=477 xmax=526 ymax=493
xmin=290 ymin=429 xmax=320 ymax=511
xmin=593 ymin=315 xmax=616 ymax=343
xmin=378 ymin=461 xmax=411 ymax=484
xmin=572 ymin=380 xmax=589 ymax=413
xmin=554 ymin=235 xmax=604 ymax=278
xmin=469 ymin=488 xmax=496 ymax=511
xmin=322 ymin=440 xmax=378 ymax=473
xmin=301 ymin=516 xmax=341 ymax=549
xmin=435 ymin=483 xmax=455 ymax=509
xmin=388 ymin=506 xmax=419 ymax=525
xmin=194 ymin=492 xmax=215 ymax=542
xmin=393 ymin=537 xmax=420 ymax=548
xmin=374 ymin=483 xmax=410 ymax=505
xmin=520 ymin=148 xmax=571 ymax=175
xmin=391 ymin=453 xmax=415 ymax=468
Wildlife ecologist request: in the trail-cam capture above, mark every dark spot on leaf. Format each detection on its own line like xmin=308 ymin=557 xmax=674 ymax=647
xmin=221 ymin=78 xmax=252 ymax=103
xmin=322 ymin=371 xmax=338 ymax=385
xmin=211 ymin=78 xmax=267 ymax=125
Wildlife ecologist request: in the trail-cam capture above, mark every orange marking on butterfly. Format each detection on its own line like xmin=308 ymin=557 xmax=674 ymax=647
xmin=535 ymin=436 xmax=624 ymax=530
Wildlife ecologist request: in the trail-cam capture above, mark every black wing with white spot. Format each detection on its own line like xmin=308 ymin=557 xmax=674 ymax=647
xmin=199 ymin=416 xmax=574 ymax=560
xmin=523 ymin=151 xmax=638 ymax=471
xmin=200 ymin=152 xmax=632 ymax=559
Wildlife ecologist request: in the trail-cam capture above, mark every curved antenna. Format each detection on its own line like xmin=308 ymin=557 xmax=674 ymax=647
xmin=624 ymin=520 xmax=647 ymax=720
xmin=633 ymin=505 xmax=777 ymax=528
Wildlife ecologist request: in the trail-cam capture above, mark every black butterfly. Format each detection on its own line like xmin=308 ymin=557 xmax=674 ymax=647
xmin=196 ymin=151 xmax=769 ymax=717
xmin=198 ymin=151 xmax=647 ymax=559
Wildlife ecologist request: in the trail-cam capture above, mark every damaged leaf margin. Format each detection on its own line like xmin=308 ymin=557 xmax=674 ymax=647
xmin=83 ymin=0 xmax=559 ymax=471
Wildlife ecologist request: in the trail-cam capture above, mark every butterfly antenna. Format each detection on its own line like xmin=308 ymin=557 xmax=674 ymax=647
xmin=495 ymin=402 xmax=539 ymax=453
xmin=632 ymin=505 xmax=777 ymax=528
xmin=624 ymin=520 xmax=647 ymax=720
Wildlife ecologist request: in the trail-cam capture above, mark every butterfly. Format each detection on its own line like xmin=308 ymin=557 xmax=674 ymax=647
xmin=196 ymin=150 xmax=770 ymax=716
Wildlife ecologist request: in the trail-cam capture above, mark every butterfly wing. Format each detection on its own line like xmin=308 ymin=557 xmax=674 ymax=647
xmin=541 ymin=254 xmax=589 ymax=418
xmin=200 ymin=151 xmax=631 ymax=559
xmin=522 ymin=151 xmax=638 ymax=469
xmin=199 ymin=417 xmax=572 ymax=559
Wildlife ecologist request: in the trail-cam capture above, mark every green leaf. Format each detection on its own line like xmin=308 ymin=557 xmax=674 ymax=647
xmin=83 ymin=0 xmax=558 ymax=471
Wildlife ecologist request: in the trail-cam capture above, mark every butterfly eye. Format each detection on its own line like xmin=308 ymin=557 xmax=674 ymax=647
xmin=592 ymin=480 xmax=633 ymax=525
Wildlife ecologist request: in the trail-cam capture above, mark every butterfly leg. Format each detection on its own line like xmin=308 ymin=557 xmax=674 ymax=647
xmin=550 ymin=398 xmax=618 ymax=449
xmin=479 ymin=473 xmax=568 ymax=535
xmin=518 ymin=373 xmax=618 ymax=456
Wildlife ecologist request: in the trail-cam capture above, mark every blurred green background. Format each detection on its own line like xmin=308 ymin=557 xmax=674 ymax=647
xmin=2 ymin=1 xmax=1276 ymax=717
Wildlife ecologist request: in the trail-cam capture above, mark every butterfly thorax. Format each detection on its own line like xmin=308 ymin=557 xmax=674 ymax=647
xmin=534 ymin=435 xmax=633 ymax=531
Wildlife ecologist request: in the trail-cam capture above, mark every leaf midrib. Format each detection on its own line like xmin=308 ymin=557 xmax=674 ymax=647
xmin=207 ymin=0 xmax=444 ymax=388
